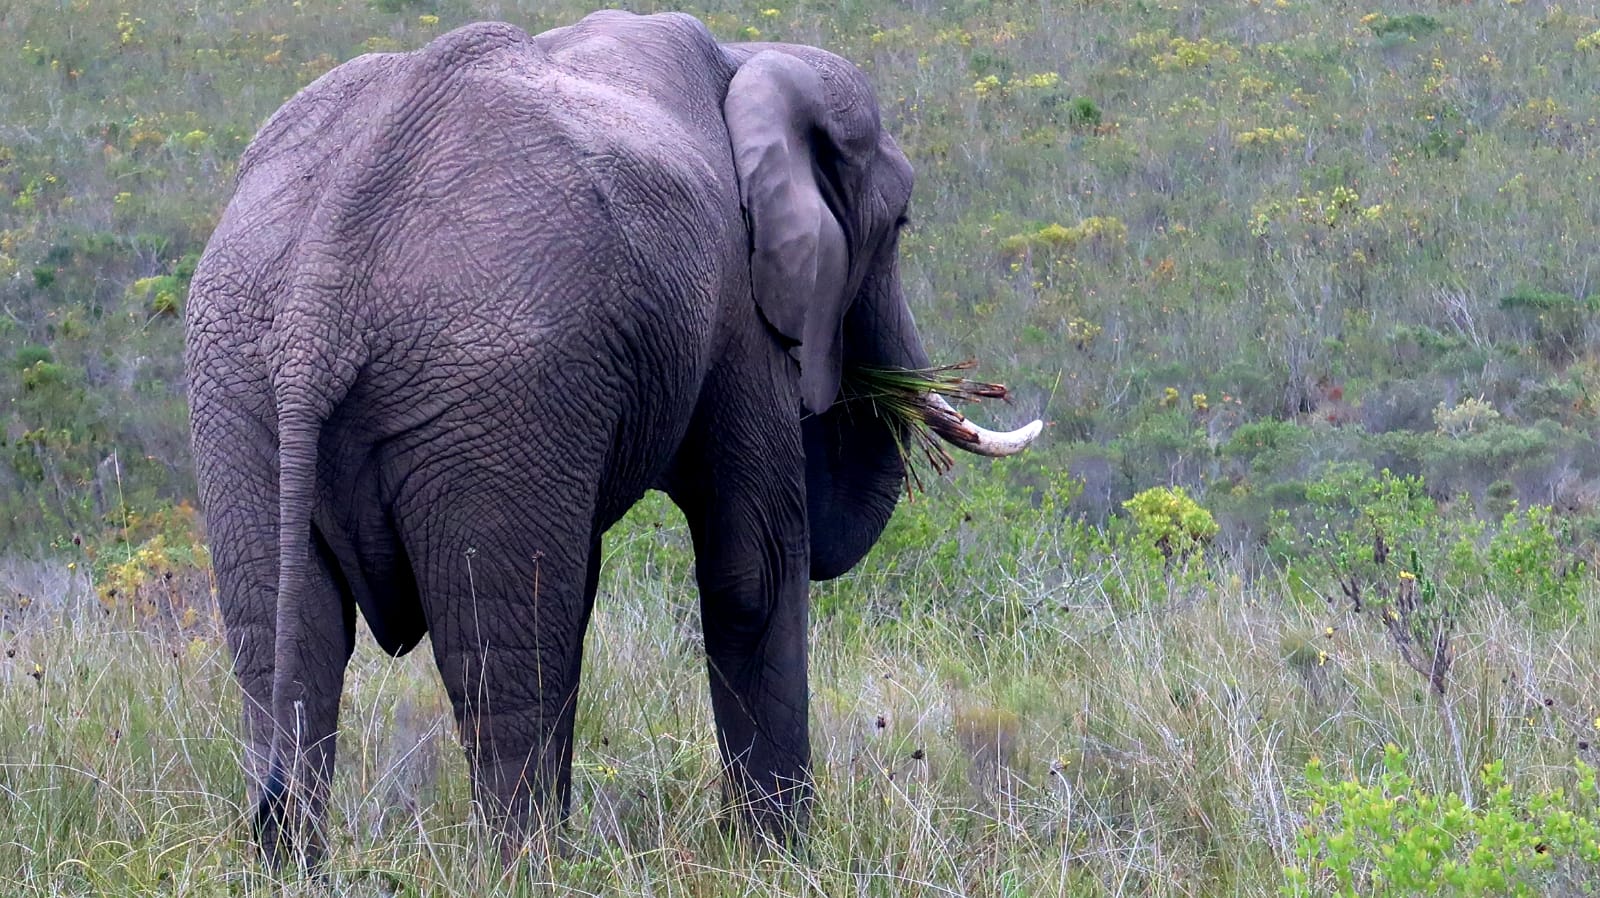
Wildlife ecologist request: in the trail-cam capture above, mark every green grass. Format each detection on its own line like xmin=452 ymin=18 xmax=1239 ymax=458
xmin=4 ymin=0 xmax=1600 ymax=892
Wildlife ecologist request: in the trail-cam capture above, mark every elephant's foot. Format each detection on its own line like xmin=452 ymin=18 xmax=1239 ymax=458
xmin=719 ymin=764 xmax=813 ymax=847
xmin=474 ymin=777 xmax=580 ymax=870
xmin=461 ymin=712 xmax=585 ymax=868
xmin=489 ymin=815 xmax=580 ymax=870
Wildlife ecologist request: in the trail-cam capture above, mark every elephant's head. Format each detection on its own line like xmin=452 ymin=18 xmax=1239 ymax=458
xmin=723 ymin=46 xmax=1041 ymax=579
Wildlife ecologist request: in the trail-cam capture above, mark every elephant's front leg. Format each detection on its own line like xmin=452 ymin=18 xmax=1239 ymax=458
xmin=697 ymin=527 xmax=812 ymax=836
xmin=673 ymin=427 xmax=813 ymax=838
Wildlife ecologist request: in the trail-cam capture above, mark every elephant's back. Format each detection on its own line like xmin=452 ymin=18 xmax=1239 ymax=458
xmin=297 ymin=19 xmax=744 ymax=508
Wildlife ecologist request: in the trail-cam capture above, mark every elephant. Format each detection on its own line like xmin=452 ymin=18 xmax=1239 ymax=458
xmin=185 ymin=10 xmax=1040 ymax=866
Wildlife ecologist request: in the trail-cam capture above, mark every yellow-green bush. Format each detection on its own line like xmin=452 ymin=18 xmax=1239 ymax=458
xmin=1288 ymin=745 xmax=1600 ymax=897
xmin=1122 ymin=485 xmax=1219 ymax=560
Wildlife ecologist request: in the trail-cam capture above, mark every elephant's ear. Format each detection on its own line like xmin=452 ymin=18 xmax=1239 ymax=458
xmin=724 ymin=51 xmax=851 ymax=416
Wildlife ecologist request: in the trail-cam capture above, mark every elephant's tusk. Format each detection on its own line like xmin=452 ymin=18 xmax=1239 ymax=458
xmin=922 ymin=394 xmax=1043 ymax=457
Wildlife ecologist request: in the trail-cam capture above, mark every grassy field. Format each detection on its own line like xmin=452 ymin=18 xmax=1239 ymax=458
xmin=4 ymin=491 xmax=1599 ymax=895
xmin=4 ymin=0 xmax=1600 ymax=894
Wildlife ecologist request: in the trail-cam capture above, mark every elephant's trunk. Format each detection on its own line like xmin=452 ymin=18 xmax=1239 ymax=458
xmin=922 ymin=394 xmax=1043 ymax=457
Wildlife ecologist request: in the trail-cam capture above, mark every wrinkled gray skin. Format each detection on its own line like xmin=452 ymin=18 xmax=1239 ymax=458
xmin=187 ymin=11 xmax=961 ymax=865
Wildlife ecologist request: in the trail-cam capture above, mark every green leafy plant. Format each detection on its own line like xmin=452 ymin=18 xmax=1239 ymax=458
xmin=12 ymin=344 xmax=53 ymax=369
xmin=1294 ymin=465 xmax=1442 ymax=605
xmin=1487 ymin=504 xmax=1586 ymax=622
xmin=1277 ymin=465 xmax=1478 ymax=693
xmin=1287 ymin=745 xmax=1600 ymax=897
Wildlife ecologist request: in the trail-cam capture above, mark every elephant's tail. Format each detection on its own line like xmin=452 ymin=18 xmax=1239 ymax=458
xmin=256 ymin=401 xmax=317 ymax=854
xmin=257 ymin=316 xmax=365 ymax=864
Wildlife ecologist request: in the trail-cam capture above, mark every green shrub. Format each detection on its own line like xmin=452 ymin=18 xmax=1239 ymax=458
xmin=968 ymin=48 xmax=1013 ymax=80
xmin=855 ymin=461 xmax=1093 ymax=629
xmin=1065 ymin=96 xmax=1101 ymax=128
xmin=1221 ymin=419 xmax=1310 ymax=473
xmin=125 ymin=252 xmax=201 ymax=317
xmin=1421 ymin=124 xmax=1468 ymax=161
xmin=1297 ymin=466 xmax=1438 ymax=575
xmin=1368 ymin=14 xmax=1442 ymax=40
xmin=998 ymin=216 xmax=1128 ymax=256
xmin=1499 ymin=287 xmax=1595 ymax=363
xmin=127 ymin=275 xmax=183 ymax=316
xmin=1498 ymin=287 xmax=1589 ymax=314
xmin=1114 ymin=406 xmax=1211 ymax=488
xmin=12 ymin=344 xmax=52 ymax=369
xmin=1278 ymin=465 xmax=1474 ymax=689
xmin=367 ymin=0 xmax=429 ymax=12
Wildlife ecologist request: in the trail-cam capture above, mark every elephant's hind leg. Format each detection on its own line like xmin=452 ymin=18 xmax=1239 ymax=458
xmin=415 ymin=505 xmax=602 ymax=860
xmin=201 ymin=443 xmax=280 ymax=813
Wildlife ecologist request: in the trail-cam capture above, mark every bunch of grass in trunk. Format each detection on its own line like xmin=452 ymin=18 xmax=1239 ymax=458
xmin=840 ymin=360 xmax=1013 ymax=497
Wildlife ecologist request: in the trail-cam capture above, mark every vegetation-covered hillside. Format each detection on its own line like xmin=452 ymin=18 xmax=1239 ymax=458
xmin=3 ymin=1 xmax=1600 ymax=895
xmin=5 ymin=0 xmax=1600 ymax=559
